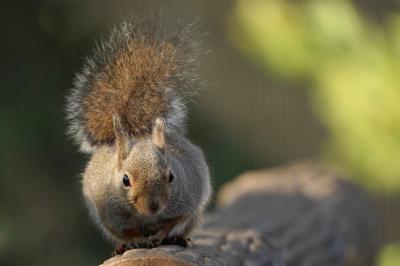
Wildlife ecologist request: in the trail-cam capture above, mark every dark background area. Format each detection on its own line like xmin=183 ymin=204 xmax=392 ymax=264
xmin=1 ymin=0 xmax=399 ymax=265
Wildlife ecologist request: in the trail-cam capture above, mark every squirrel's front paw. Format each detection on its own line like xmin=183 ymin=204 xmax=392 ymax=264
xmin=176 ymin=237 xmax=190 ymax=247
xmin=162 ymin=236 xmax=191 ymax=247
xmin=141 ymin=228 xmax=166 ymax=248
xmin=111 ymin=242 xmax=148 ymax=256
xmin=144 ymin=235 xmax=163 ymax=248
xmin=127 ymin=239 xmax=160 ymax=249
xmin=126 ymin=242 xmax=146 ymax=249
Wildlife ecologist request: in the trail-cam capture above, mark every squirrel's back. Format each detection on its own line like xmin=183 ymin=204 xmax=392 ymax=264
xmin=66 ymin=17 xmax=202 ymax=152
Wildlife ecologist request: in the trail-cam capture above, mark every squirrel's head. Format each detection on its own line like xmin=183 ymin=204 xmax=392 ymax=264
xmin=112 ymin=115 xmax=173 ymax=217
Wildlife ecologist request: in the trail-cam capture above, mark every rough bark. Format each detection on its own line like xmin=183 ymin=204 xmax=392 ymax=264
xmin=102 ymin=162 xmax=379 ymax=266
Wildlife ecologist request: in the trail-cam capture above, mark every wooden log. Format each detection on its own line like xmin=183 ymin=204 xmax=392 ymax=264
xmin=102 ymin=162 xmax=379 ymax=266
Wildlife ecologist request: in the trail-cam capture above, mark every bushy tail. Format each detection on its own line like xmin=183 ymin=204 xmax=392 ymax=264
xmin=66 ymin=16 xmax=202 ymax=153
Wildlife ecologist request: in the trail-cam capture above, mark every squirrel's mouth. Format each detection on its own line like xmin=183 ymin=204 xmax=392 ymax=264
xmin=136 ymin=207 xmax=165 ymax=217
xmin=133 ymin=202 xmax=166 ymax=217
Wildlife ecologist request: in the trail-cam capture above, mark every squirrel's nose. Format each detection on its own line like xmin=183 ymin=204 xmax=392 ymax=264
xmin=149 ymin=202 xmax=159 ymax=213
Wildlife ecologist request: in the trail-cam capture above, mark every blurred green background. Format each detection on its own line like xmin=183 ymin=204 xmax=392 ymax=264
xmin=1 ymin=0 xmax=400 ymax=265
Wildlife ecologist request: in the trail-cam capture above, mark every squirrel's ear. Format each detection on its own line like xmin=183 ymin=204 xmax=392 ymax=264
xmin=152 ymin=118 xmax=166 ymax=149
xmin=113 ymin=114 xmax=130 ymax=166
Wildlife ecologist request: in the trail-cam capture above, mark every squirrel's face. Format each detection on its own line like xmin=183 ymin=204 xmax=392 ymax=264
xmin=117 ymin=141 xmax=173 ymax=216
xmin=113 ymin=117 xmax=173 ymax=217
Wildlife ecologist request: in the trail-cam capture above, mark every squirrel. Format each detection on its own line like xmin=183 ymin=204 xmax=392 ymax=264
xmin=65 ymin=17 xmax=212 ymax=253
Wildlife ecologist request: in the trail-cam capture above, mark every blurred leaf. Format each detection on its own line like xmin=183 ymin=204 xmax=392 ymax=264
xmin=230 ymin=0 xmax=400 ymax=193
xmin=379 ymin=244 xmax=400 ymax=266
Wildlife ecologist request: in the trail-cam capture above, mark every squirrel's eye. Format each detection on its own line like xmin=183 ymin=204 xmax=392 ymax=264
xmin=168 ymin=172 xmax=174 ymax=183
xmin=122 ymin=174 xmax=131 ymax=187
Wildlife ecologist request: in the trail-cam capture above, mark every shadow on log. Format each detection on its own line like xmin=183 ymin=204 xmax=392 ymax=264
xmin=102 ymin=162 xmax=379 ymax=266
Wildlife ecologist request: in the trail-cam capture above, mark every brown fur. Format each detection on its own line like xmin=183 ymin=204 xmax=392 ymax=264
xmin=83 ymin=39 xmax=177 ymax=144
xmin=152 ymin=118 xmax=166 ymax=149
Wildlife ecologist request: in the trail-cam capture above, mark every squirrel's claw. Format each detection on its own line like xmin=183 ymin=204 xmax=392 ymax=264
xmin=177 ymin=237 xmax=190 ymax=247
xmin=127 ymin=242 xmax=143 ymax=249
xmin=144 ymin=228 xmax=166 ymax=247
xmin=144 ymin=241 xmax=154 ymax=249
